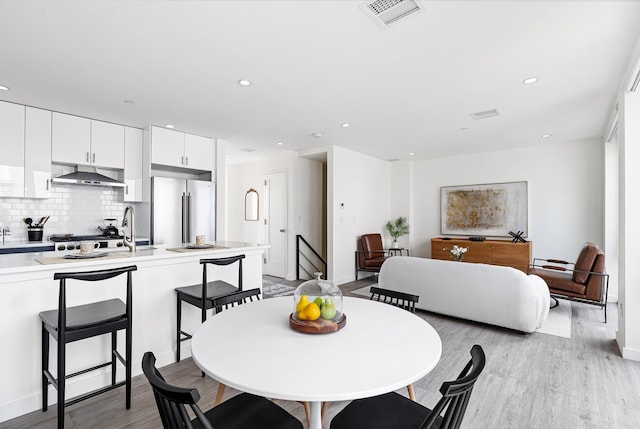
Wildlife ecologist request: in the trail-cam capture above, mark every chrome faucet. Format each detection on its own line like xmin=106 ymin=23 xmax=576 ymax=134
xmin=122 ymin=205 xmax=136 ymax=252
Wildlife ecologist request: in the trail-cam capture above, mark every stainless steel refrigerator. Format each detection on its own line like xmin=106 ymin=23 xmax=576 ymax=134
xmin=151 ymin=177 xmax=216 ymax=245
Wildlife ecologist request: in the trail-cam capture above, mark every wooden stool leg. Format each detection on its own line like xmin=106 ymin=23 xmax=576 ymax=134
xmin=407 ymin=384 xmax=416 ymax=401
xmin=302 ymin=401 xmax=311 ymax=426
xmin=214 ymin=383 xmax=226 ymax=406
xmin=321 ymin=401 xmax=328 ymax=418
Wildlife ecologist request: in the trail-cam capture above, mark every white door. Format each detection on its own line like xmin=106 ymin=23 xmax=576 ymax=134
xmin=264 ymin=171 xmax=287 ymax=278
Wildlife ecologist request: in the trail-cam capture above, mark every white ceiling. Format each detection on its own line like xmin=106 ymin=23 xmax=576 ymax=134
xmin=1 ymin=1 xmax=640 ymax=163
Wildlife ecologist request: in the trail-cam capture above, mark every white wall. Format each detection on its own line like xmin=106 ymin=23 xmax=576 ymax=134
xmin=389 ymin=161 xmax=413 ymax=250
xmin=408 ymin=139 xmax=604 ymax=262
xmin=328 ymin=145 xmax=391 ymax=284
xmin=226 ymin=162 xmax=263 ymax=243
xmin=227 ymin=152 xmax=324 ymax=280
xmin=617 ymin=91 xmax=640 ymax=360
xmin=605 ymin=135 xmax=620 ymax=301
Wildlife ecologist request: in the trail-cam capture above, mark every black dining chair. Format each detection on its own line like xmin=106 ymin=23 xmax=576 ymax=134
xmin=369 ymin=286 xmax=420 ymax=399
xmin=369 ymin=286 xmax=420 ymax=313
xmin=175 ymin=255 xmax=245 ymax=362
xmin=142 ymin=351 xmax=303 ymax=429
xmin=40 ymin=265 xmax=137 ymax=429
xmin=330 ymin=344 xmax=486 ymax=429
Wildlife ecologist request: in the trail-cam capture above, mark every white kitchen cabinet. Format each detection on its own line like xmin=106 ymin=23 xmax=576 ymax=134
xmin=52 ymin=113 xmax=124 ymax=168
xmin=150 ymin=126 xmax=214 ymax=171
xmin=150 ymin=126 xmax=184 ymax=168
xmin=90 ymin=120 xmax=125 ymax=169
xmin=184 ymin=133 xmax=214 ymax=171
xmin=52 ymin=112 xmax=91 ymax=165
xmin=24 ymin=107 xmax=52 ymax=199
xmin=0 ymin=101 xmax=25 ymax=198
xmin=124 ymin=127 xmax=143 ymax=202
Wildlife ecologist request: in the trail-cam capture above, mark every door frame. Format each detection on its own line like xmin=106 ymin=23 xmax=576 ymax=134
xmin=263 ymin=169 xmax=288 ymax=278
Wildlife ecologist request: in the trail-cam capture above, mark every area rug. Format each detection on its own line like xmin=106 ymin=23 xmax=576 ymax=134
xmin=352 ymin=284 xmax=571 ymax=338
xmin=262 ymin=279 xmax=296 ymax=299
xmin=536 ymin=300 xmax=572 ymax=339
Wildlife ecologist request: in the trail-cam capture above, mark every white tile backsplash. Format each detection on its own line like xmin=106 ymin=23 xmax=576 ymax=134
xmin=1 ymin=173 xmax=128 ymax=241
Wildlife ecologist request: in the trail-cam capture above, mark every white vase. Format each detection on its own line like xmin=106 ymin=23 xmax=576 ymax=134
xmin=391 ymin=240 xmax=399 ymax=249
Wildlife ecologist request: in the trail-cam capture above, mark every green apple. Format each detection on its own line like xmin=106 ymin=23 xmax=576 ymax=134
xmin=314 ymin=297 xmax=324 ymax=308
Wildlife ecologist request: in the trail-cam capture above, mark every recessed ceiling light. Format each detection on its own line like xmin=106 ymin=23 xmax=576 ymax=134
xmin=238 ymin=79 xmax=251 ymax=86
xmin=341 ymin=123 xmax=350 ymax=128
xmin=409 ymin=152 xmax=415 ymax=156
xmin=165 ymin=124 xmax=175 ymax=129
xmin=124 ymin=100 xmax=135 ymax=104
xmin=312 ymin=132 xmax=322 ymax=138
xmin=0 ymin=85 xmax=9 ymax=91
xmin=276 ymin=141 xmax=284 ymax=146
xmin=523 ymin=77 xmax=538 ymax=84
xmin=541 ymin=134 xmax=552 ymax=138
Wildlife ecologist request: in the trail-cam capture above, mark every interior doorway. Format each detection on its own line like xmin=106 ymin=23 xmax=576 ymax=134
xmin=264 ymin=170 xmax=288 ymax=278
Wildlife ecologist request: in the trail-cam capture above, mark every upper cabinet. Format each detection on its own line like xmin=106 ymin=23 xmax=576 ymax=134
xmin=124 ymin=127 xmax=143 ymax=202
xmin=150 ymin=126 xmax=184 ymax=168
xmin=150 ymin=126 xmax=214 ymax=172
xmin=24 ymin=107 xmax=52 ymax=199
xmin=90 ymin=120 xmax=125 ymax=169
xmin=0 ymin=101 xmax=51 ymax=199
xmin=52 ymin=112 xmax=124 ymax=169
xmin=0 ymin=101 xmax=25 ymax=197
xmin=51 ymin=112 xmax=90 ymax=165
xmin=184 ymin=133 xmax=215 ymax=171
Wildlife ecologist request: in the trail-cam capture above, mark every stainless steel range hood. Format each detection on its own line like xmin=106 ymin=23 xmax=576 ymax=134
xmin=51 ymin=166 xmax=126 ymax=188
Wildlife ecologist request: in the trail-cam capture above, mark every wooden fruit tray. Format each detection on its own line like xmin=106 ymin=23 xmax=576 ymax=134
xmin=289 ymin=313 xmax=347 ymax=334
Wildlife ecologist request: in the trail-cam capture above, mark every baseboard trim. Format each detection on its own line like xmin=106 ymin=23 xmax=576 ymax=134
xmin=616 ymin=334 xmax=640 ymax=361
xmin=0 ymin=349 xmax=176 ymax=424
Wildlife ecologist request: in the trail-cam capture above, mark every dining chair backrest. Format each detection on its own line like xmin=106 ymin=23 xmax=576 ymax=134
xmin=201 ymin=255 xmax=245 ymax=302
xmin=142 ymin=352 xmax=213 ymax=429
xmin=369 ymin=286 xmax=419 ymax=313
xmin=211 ymin=288 xmax=261 ymax=313
xmin=420 ymin=344 xmax=486 ymax=429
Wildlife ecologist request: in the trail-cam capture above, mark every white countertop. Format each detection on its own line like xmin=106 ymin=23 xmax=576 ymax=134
xmin=0 ymin=241 xmax=268 ymax=276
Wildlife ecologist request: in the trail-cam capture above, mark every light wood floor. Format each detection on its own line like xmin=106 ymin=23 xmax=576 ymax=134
xmin=3 ymin=276 xmax=640 ymax=429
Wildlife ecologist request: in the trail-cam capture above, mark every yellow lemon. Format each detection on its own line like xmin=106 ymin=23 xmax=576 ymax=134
xmin=296 ymin=295 xmax=310 ymax=313
xmin=300 ymin=302 xmax=321 ymax=321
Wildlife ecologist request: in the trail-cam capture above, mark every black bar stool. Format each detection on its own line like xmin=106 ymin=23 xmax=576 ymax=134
xmin=175 ymin=254 xmax=245 ymax=361
xmin=39 ymin=265 xmax=137 ymax=429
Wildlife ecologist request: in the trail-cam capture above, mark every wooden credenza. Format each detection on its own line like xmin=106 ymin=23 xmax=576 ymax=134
xmin=431 ymin=237 xmax=532 ymax=273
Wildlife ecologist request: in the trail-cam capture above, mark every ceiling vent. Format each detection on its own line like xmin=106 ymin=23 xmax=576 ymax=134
xmin=360 ymin=0 xmax=422 ymax=28
xmin=240 ymin=147 xmax=256 ymax=152
xmin=470 ymin=109 xmax=502 ymax=120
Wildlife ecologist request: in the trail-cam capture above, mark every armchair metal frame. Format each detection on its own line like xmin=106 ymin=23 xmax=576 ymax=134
xmin=354 ymin=249 xmax=390 ymax=280
xmin=529 ymin=257 xmax=609 ymax=322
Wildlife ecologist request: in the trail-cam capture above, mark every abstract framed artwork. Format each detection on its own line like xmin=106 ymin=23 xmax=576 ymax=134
xmin=440 ymin=181 xmax=528 ymax=237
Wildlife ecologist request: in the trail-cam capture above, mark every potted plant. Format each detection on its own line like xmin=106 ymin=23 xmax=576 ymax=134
xmin=385 ymin=217 xmax=409 ymax=248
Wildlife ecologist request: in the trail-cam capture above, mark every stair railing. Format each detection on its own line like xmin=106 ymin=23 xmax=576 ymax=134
xmin=296 ymin=235 xmax=327 ymax=280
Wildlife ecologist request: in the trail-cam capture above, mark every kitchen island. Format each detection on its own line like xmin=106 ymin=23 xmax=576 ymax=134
xmin=0 ymin=241 xmax=268 ymax=423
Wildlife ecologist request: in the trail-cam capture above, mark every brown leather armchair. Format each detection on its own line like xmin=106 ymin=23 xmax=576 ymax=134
xmin=355 ymin=234 xmax=389 ymax=280
xmin=528 ymin=242 xmax=609 ymax=322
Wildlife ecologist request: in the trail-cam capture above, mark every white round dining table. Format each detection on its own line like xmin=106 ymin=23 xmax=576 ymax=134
xmin=191 ymin=296 xmax=442 ymax=429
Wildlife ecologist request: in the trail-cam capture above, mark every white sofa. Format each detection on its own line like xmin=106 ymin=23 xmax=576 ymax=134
xmin=378 ymin=256 xmax=550 ymax=333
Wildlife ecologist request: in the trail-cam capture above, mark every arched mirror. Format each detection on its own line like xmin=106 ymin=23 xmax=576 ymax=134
xmin=245 ymin=188 xmax=259 ymax=221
